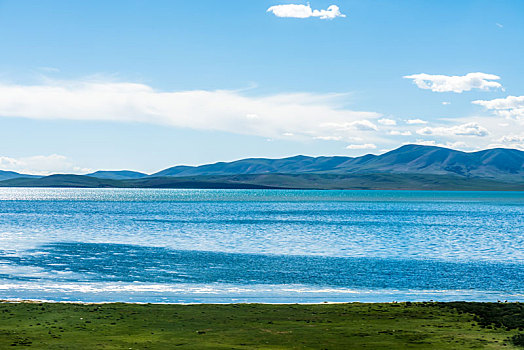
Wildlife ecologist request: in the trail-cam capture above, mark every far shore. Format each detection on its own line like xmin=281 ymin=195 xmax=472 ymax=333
xmin=1 ymin=172 xmax=523 ymax=191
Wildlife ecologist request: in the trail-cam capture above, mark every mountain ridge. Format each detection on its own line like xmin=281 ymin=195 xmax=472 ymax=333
xmin=1 ymin=145 xmax=523 ymax=183
xmin=151 ymin=145 xmax=524 ymax=181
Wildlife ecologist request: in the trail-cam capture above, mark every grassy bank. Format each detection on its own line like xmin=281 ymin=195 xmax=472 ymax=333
xmin=0 ymin=302 xmax=523 ymax=349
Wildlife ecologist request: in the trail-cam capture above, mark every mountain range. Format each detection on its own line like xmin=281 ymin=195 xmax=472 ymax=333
xmin=1 ymin=145 xmax=523 ymax=190
xmin=151 ymin=144 xmax=524 ymax=180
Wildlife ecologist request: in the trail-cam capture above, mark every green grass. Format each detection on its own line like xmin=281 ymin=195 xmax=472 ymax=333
xmin=0 ymin=302 xmax=522 ymax=349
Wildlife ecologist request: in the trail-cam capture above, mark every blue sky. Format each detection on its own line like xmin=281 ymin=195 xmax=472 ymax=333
xmin=0 ymin=0 xmax=523 ymax=174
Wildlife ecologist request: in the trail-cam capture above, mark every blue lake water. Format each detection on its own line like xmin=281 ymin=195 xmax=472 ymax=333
xmin=0 ymin=188 xmax=522 ymax=303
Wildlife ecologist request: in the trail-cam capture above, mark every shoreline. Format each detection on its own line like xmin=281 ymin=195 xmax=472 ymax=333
xmin=1 ymin=298 xmax=522 ymax=305
xmin=1 ymin=185 xmax=524 ymax=191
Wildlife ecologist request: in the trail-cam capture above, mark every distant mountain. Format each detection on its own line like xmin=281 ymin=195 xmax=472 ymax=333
xmin=1 ymin=145 xmax=523 ymax=190
xmin=87 ymin=170 xmax=148 ymax=180
xmin=153 ymin=145 xmax=524 ymax=181
xmin=0 ymin=170 xmax=40 ymax=181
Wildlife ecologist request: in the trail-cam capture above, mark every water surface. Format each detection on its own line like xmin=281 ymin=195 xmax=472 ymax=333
xmin=0 ymin=188 xmax=522 ymax=303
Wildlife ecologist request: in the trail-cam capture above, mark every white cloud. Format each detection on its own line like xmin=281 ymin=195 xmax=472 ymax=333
xmin=2 ymin=78 xmax=518 ymax=156
xmin=499 ymin=134 xmax=524 ymax=143
xmin=440 ymin=114 xmax=524 ymax=150
xmin=320 ymin=120 xmax=378 ymax=132
xmin=267 ymin=4 xmax=345 ymax=19
xmin=416 ymin=122 xmax=489 ymax=137
xmin=403 ymin=72 xmax=502 ymax=93
xmin=378 ymin=118 xmax=396 ymax=126
xmin=495 ymin=134 xmax=524 ymax=150
xmin=346 ymin=143 xmax=376 ymax=150
xmin=411 ymin=140 xmax=468 ymax=149
xmin=389 ymin=130 xmax=412 ymax=136
xmin=405 ymin=118 xmax=427 ymax=125
xmin=472 ymin=95 xmax=524 ymax=120
xmin=351 ymin=120 xmax=378 ymax=131
xmin=314 ymin=136 xmax=342 ymax=141
xmin=472 ymin=95 xmax=524 ymax=110
xmin=442 ymin=101 xmax=451 ymax=105
xmin=0 ymin=79 xmax=382 ymax=141
xmin=0 ymin=154 xmax=91 ymax=175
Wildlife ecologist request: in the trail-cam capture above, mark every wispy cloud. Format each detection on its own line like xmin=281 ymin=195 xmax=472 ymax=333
xmin=416 ymin=122 xmax=489 ymax=137
xmin=0 ymin=79 xmax=381 ymax=142
xmin=38 ymin=66 xmax=60 ymax=73
xmin=473 ymin=95 xmax=524 ymax=119
xmin=410 ymin=140 xmax=467 ymax=149
xmin=404 ymin=72 xmax=502 ymax=93
xmin=314 ymin=135 xmax=342 ymax=141
xmin=320 ymin=120 xmax=378 ymax=132
xmin=346 ymin=143 xmax=376 ymax=150
xmin=405 ymin=119 xmax=427 ymax=125
xmin=267 ymin=4 xmax=345 ymax=20
xmin=389 ymin=130 xmax=412 ymax=136
xmin=499 ymin=134 xmax=524 ymax=143
xmin=378 ymin=118 xmax=396 ymax=126
xmin=493 ymin=134 xmax=524 ymax=150
xmin=0 ymin=154 xmax=90 ymax=175
xmin=1 ymin=78 xmax=519 ymax=159
xmin=495 ymin=135 xmax=524 ymax=150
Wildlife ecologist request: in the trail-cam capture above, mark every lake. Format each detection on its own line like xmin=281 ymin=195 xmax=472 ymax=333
xmin=0 ymin=188 xmax=522 ymax=303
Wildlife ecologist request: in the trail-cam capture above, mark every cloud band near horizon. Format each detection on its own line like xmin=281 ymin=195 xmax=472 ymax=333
xmin=0 ymin=79 xmax=383 ymax=142
xmin=0 ymin=77 xmax=519 ymax=172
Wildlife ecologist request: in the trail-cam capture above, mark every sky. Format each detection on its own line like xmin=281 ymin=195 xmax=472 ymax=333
xmin=0 ymin=0 xmax=523 ymax=174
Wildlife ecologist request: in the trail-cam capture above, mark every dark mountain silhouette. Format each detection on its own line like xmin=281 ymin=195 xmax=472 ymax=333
xmin=152 ymin=145 xmax=524 ymax=181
